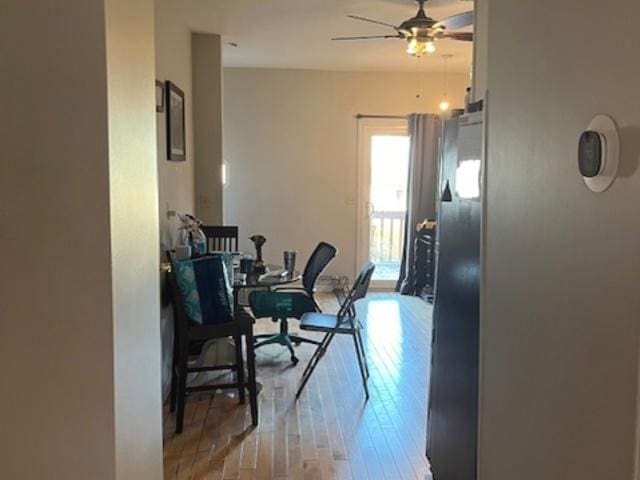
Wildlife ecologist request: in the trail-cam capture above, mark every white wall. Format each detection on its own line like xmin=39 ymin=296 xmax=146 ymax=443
xmin=1 ymin=0 xmax=162 ymax=478
xmin=223 ymin=68 xmax=469 ymax=279
xmin=480 ymin=1 xmax=640 ymax=479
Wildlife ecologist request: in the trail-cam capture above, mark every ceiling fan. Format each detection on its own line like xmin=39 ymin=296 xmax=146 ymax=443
xmin=332 ymin=0 xmax=474 ymax=57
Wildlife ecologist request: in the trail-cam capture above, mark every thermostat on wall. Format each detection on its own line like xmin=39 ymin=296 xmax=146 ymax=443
xmin=578 ymin=114 xmax=619 ymax=192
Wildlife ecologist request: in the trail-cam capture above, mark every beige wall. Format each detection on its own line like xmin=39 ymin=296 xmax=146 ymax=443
xmin=471 ymin=0 xmax=488 ymax=101
xmin=1 ymin=0 xmax=161 ymax=478
xmin=193 ymin=33 xmax=224 ymax=225
xmin=223 ymin=68 xmax=468 ymax=279
xmin=1 ymin=1 xmax=115 ymax=477
xmin=105 ymin=0 xmax=164 ymax=478
xmin=155 ymin=0 xmax=196 ymax=249
xmin=480 ymin=1 xmax=640 ymax=479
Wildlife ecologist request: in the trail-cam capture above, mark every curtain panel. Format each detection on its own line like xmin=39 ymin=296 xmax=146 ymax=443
xmin=396 ymin=113 xmax=441 ymax=294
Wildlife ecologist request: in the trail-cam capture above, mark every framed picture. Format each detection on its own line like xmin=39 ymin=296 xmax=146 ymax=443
xmin=155 ymin=80 xmax=164 ymax=113
xmin=165 ymin=81 xmax=186 ymax=161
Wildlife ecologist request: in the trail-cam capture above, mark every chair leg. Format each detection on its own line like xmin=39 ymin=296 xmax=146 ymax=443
xmin=283 ymin=335 xmax=298 ymax=365
xmin=253 ymin=333 xmax=286 ymax=348
xmin=279 ymin=318 xmax=299 ymax=364
xmin=234 ymin=335 xmax=246 ymax=404
xmin=288 ymin=334 xmax=322 ymax=347
xmin=300 ymin=332 xmax=329 ymax=379
xmin=169 ymin=364 xmax=178 ymax=413
xmin=355 ymin=328 xmax=370 ymax=379
xmin=169 ymin=325 xmax=179 ymax=413
xmin=245 ymin=331 xmax=259 ymax=426
xmin=175 ymin=351 xmax=188 ymax=434
xmin=352 ymin=332 xmax=370 ymax=399
xmin=253 ymin=318 xmax=299 ymax=365
xmin=296 ymin=333 xmax=334 ymax=399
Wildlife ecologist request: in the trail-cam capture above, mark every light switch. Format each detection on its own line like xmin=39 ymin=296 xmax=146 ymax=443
xmin=198 ymin=194 xmax=211 ymax=209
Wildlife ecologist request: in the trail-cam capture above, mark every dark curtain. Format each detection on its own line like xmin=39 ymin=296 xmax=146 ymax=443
xmin=396 ymin=113 xmax=441 ymax=294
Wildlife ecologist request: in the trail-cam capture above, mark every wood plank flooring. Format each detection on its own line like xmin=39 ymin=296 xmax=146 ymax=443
xmin=163 ymin=293 xmax=433 ymax=480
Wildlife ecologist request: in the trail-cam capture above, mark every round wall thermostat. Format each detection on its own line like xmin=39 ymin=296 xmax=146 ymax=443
xmin=578 ymin=114 xmax=619 ymax=192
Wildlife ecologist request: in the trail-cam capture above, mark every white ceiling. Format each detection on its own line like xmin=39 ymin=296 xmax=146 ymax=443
xmin=169 ymin=0 xmax=474 ymax=73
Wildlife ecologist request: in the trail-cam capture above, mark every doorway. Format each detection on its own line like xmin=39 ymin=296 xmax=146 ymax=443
xmin=356 ymin=118 xmax=410 ymax=289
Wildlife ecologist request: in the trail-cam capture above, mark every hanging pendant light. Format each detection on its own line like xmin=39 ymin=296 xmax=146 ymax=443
xmin=439 ymin=54 xmax=453 ymax=112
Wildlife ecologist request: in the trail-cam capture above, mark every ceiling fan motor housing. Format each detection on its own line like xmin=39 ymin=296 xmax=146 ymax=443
xmin=399 ymin=2 xmax=437 ymax=36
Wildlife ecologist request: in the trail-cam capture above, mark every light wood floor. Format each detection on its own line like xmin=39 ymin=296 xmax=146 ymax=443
xmin=163 ymin=293 xmax=433 ymax=480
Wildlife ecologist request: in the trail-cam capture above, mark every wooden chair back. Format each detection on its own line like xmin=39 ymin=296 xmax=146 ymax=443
xmin=201 ymin=225 xmax=239 ymax=252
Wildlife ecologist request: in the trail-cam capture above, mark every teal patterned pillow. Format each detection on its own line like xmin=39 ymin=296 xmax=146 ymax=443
xmin=173 ymin=259 xmax=203 ymax=324
xmin=172 ymin=255 xmax=234 ymax=325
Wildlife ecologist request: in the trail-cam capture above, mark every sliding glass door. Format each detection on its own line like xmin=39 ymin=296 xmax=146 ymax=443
xmin=356 ymin=118 xmax=410 ymax=289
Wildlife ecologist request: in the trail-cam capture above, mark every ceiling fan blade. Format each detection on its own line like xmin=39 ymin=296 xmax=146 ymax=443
xmin=332 ymin=35 xmax=401 ymax=41
xmin=433 ymin=11 xmax=474 ymax=31
xmin=347 ymin=14 xmax=399 ymax=30
xmin=442 ymin=32 xmax=474 ymax=42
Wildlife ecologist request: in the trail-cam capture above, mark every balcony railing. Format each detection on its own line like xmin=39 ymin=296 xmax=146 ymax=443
xmin=369 ymin=211 xmax=406 ymax=264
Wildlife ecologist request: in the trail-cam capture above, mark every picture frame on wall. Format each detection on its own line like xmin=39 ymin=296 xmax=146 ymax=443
xmin=165 ymin=81 xmax=186 ymax=161
xmin=155 ymin=80 xmax=165 ymax=113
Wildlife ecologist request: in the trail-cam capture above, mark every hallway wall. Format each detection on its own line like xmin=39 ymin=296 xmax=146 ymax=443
xmin=1 ymin=0 xmax=162 ymax=477
xmin=480 ymin=1 xmax=640 ymax=478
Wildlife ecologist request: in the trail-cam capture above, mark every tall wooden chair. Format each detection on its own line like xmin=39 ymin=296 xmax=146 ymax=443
xmin=167 ymin=252 xmax=258 ymax=433
xmin=201 ymin=225 xmax=239 ymax=252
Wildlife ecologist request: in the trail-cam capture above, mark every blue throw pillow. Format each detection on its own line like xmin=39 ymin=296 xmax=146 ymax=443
xmin=174 ymin=255 xmax=234 ymax=325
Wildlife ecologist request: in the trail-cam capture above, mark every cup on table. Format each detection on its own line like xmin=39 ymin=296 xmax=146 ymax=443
xmin=283 ymin=250 xmax=297 ymax=273
xmin=240 ymin=256 xmax=255 ymax=274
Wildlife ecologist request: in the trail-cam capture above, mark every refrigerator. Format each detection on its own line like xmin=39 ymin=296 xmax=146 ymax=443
xmin=426 ymin=110 xmax=484 ymax=480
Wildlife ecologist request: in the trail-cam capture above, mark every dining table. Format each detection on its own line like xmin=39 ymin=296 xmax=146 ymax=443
xmin=232 ymin=263 xmax=301 ymax=306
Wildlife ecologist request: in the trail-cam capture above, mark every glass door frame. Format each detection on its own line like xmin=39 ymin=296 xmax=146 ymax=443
xmin=356 ymin=117 xmax=409 ymax=290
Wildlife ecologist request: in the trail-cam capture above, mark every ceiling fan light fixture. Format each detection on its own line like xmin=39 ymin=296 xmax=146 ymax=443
xmin=406 ymin=36 xmax=435 ymax=57
xmin=337 ymin=2 xmax=473 ymax=59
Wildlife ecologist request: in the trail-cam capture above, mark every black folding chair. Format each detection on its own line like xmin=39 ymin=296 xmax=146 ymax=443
xmin=295 ymin=262 xmax=376 ymax=399
xmin=201 ymin=225 xmax=239 ymax=252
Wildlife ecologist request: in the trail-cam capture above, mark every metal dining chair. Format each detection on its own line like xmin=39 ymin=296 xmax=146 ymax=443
xmin=295 ymin=262 xmax=376 ymax=399
xmin=201 ymin=225 xmax=239 ymax=252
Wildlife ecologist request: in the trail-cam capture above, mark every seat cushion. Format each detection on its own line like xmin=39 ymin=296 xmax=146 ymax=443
xmin=188 ymin=307 xmax=255 ymax=340
xmin=249 ymin=290 xmax=316 ymax=319
xmin=299 ymin=312 xmax=353 ymax=334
